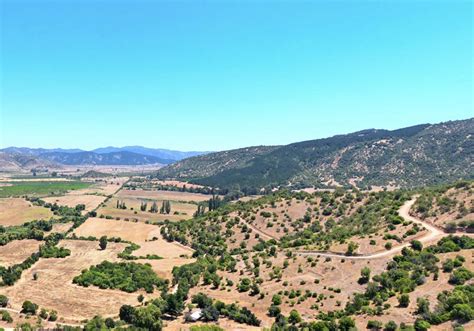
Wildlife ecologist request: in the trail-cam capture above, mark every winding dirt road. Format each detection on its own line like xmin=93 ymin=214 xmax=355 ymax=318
xmin=295 ymin=197 xmax=472 ymax=259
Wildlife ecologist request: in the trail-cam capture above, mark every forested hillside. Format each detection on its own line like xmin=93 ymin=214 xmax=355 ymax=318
xmin=156 ymin=119 xmax=473 ymax=191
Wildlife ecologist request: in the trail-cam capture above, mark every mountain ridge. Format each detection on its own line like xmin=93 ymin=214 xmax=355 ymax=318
xmin=0 ymin=146 xmax=210 ymax=167
xmin=155 ymin=118 xmax=474 ymax=190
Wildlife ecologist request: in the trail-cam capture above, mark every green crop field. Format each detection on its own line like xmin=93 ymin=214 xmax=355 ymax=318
xmin=0 ymin=181 xmax=92 ymax=198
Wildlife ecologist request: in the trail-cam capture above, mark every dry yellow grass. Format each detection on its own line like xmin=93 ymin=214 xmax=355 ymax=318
xmin=118 ymin=189 xmax=210 ymax=202
xmin=43 ymin=194 xmax=106 ymax=213
xmin=49 ymin=222 xmax=73 ymax=234
xmin=73 ymin=217 xmax=161 ymax=242
xmin=0 ymin=239 xmax=40 ymax=267
xmin=165 ymin=318 xmax=262 ymax=331
xmin=0 ymin=240 xmax=145 ymax=323
xmin=73 ymin=217 xmax=194 ymax=257
xmin=152 ymin=180 xmax=206 ymax=189
xmin=0 ymin=198 xmax=54 ymax=226
xmin=41 ymin=178 xmax=127 ymax=213
xmin=185 ymin=254 xmax=389 ymax=328
xmin=330 ymin=224 xmax=428 ymax=255
xmin=96 ymin=196 xmax=197 ymax=222
xmin=139 ymin=257 xmax=196 ymax=280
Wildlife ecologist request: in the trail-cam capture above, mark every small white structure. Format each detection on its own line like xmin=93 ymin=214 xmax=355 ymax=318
xmin=185 ymin=309 xmax=203 ymax=322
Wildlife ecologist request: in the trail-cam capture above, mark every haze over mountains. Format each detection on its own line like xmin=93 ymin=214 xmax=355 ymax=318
xmin=0 ymin=146 xmax=209 ymax=168
xmin=156 ymin=118 xmax=474 ymax=190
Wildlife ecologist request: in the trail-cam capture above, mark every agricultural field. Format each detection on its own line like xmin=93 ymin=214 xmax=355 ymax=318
xmin=0 ymin=239 xmax=40 ymax=267
xmin=117 ymin=188 xmax=210 ymax=202
xmin=42 ymin=177 xmax=128 ymax=213
xmin=0 ymin=197 xmax=54 ymax=226
xmin=93 ymin=188 xmax=209 ymax=222
xmin=73 ymin=217 xmax=162 ymax=243
xmin=72 ymin=217 xmax=193 ymax=256
xmin=72 ymin=217 xmax=194 ymax=280
xmin=0 ymin=240 xmax=142 ymax=324
xmin=0 ymin=180 xmax=92 ymax=198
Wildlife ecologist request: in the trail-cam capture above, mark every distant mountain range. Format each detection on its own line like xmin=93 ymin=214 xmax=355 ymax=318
xmin=0 ymin=146 xmax=209 ymax=168
xmin=91 ymin=146 xmax=206 ymax=161
xmin=156 ymin=118 xmax=474 ymax=190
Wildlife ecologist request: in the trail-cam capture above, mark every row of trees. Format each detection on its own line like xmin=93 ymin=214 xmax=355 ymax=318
xmin=146 ymin=200 xmax=171 ymax=214
xmin=116 ymin=200 xmax=127 ymax=209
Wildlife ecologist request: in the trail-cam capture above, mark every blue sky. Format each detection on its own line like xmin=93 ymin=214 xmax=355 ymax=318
xmin=1 ymin=0 xmax=472 ymax=151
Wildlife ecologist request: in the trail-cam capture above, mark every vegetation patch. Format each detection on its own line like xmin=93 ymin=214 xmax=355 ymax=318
xmin=73 ymin=261 xmax=167 ymax=293
xmin=0 ymin=181 xmax=91 ymax=198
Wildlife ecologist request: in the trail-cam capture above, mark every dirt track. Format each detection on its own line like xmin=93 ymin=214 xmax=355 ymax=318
xmin=296 ymin=197 xmax=473 ymax=260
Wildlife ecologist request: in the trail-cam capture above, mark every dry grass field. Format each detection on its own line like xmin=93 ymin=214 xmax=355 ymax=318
xmin=96 ymin=196 xmax=197 ymax=222
xmin=152 ymin=180 xmax=206 ymax=189
xmin=42 ymin=178 xmax=127 ymax=213
xmin=84 ymin=177 xmax=129 ymax=195
xmin=73 ymin=217 xmax=193 ymax=256
xmin=117 ymin=189 xmax=210 ymax=202
xmin=132 ymin=240 xmax=193 ymax=259
xmin=43 ymin=194 xmax=106 ymax=213
xmin=49 ymin=222 xmax=73 ymax=234
xmin=93 ymin=188 xmax=210 ymax=222
xmin=73 ymin=217 xmax=161 ymax=242
xmin=0 ymin=198 xmax=54 ymax=226
xmin=0 ymin=240 xmax=145 ymax=323
xmin=139 ymin=257 xmax=196 ymax=280
xmin=0 ymin=239 xmax=40 ymax=267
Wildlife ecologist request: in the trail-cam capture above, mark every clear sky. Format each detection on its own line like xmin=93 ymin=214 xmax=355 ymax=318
xmin=1 ymin=0 xmax=472 ymax=151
